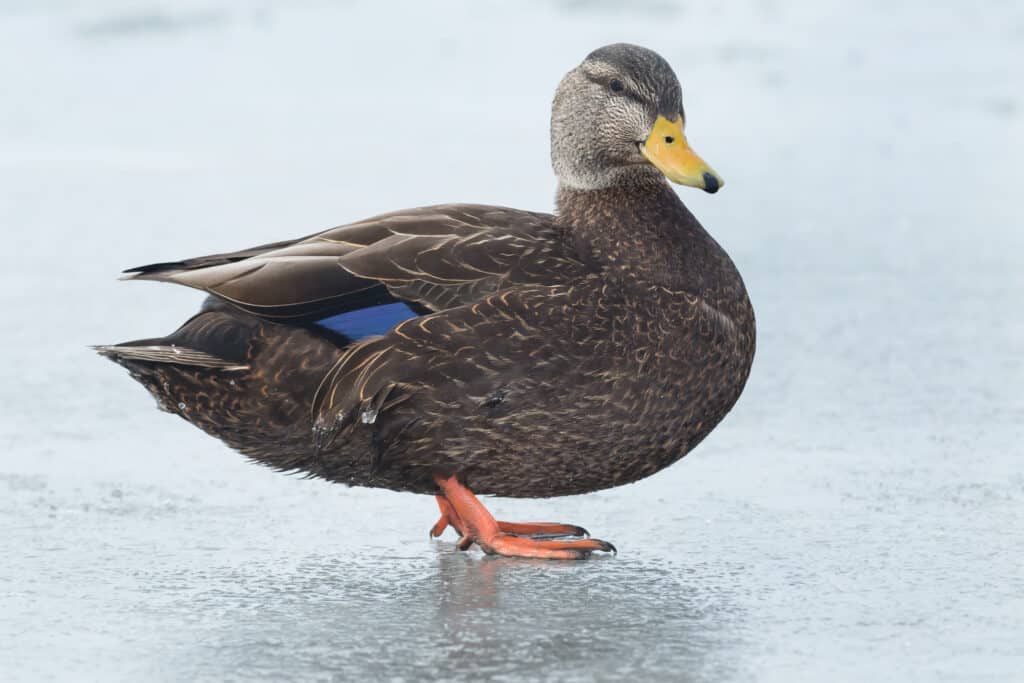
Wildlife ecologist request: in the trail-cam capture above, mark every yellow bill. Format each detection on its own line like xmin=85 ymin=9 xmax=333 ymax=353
xmin=641 ymin=115 xmax=724 ymax=193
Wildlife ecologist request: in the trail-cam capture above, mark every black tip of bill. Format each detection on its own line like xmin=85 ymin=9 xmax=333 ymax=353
xmin=702 ymin=172 xmax=720 ymax=194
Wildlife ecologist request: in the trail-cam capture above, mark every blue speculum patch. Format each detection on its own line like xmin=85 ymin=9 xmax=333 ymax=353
xmin=313 ymin=301 xmax=420 ymax=340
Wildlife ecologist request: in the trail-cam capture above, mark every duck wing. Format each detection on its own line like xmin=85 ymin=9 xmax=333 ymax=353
xmin=308 ymin=282 xmax=588 ymax=453
xmin=123 ymin=204 xmax=586 ymax=321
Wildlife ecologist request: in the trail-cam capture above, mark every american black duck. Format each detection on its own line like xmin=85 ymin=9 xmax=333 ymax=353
xmin=99 ymin=44 xmax=755 ymax=559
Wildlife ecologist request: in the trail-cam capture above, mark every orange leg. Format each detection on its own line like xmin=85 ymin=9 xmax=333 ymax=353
xmin=432 ymin=475 xmax=615 ymax=560
xmin=430 ymin=495 xmax=474 ymax=550
xmin=430 ymin=495 xmax=590 ymax=542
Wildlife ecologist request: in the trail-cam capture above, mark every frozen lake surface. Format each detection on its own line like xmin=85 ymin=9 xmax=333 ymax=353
xmin=1 ymin=1 xmax=1022 ymax=680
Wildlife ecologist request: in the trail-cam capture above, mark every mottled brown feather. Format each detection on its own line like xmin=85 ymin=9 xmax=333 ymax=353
xmin=103 ymin=181 xmax=754 ymax=498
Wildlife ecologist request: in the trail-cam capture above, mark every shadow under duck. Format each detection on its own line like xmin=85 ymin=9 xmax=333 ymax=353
xmin=99 ymin=44 xmax=755 ymax=559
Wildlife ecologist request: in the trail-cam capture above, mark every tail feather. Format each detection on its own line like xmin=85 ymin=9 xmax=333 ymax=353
xmin=94 ymin=344 xmax=248 ymax=370
xmin=97 ymin=306 xmax=348 ymax=478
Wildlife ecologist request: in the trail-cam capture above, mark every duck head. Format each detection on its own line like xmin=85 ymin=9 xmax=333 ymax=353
xmin=551 ymin=43 xmax=724 ymax=193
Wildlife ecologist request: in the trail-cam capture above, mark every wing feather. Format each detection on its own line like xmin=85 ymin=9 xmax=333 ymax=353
xmin=123 ymin=204 xmax=586 ymax=321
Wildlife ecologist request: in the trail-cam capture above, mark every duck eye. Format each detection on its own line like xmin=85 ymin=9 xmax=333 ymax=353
xmin=609 ymin=79 xmax=624 ymax=93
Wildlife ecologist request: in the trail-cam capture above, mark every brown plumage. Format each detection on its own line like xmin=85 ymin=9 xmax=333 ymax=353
xmin=98 ymin=43 xmax=755 ymax=558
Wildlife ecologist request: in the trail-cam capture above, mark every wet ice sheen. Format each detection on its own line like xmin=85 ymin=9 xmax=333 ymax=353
xmin=1 ymin=1 xmax=1022 ymax=682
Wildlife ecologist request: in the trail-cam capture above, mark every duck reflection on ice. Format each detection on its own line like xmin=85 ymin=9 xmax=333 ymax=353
xmin=148 ymin=544 xmax=746 ymax=679
xmin=428 ymin=543 xmax=748 ymax=681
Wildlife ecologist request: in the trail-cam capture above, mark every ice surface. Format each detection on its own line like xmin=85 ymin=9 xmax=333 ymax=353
xmin=1 ymin=1 xmax=1022 ymax=681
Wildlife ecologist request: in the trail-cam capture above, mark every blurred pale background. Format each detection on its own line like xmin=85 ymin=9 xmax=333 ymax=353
xmin=1 ymin=1 xmax=1021 ymax=681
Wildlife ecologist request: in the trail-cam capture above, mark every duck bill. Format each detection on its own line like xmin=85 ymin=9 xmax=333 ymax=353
xmin=641 ymin=116 xmax=724 ymax=193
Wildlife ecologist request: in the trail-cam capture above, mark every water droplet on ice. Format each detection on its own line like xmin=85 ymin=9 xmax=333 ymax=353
xmin=178 ymin=402 xmax=187 ymax=410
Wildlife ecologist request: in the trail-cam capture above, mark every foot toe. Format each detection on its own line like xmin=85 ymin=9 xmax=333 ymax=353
xmin=429 ymin=516 xmax=448 ymax=538
xmin=496 ymin=521 xmax=591 ymax=539
xmin=479 ymin=533 xmax=616 ymax=560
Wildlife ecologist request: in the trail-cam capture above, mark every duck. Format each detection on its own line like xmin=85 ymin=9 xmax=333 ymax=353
xmin=98 ymin=43 xmax=755 ymax=560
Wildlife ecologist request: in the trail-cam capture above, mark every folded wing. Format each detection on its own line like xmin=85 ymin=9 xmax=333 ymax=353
xmin=124 ymin=204 xmax=586 ymax=322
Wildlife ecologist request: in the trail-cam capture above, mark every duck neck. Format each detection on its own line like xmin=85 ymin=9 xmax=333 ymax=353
xmin=556 ymin=180 xmax=723 ymax=294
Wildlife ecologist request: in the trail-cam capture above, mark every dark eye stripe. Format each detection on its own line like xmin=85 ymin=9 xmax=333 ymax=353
xmin=583 ymin=72 xmax=649 ymax=106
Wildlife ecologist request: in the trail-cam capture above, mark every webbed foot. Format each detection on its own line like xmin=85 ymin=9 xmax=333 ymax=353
xmin=430 ymin=477 xmax=614 ymax=560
